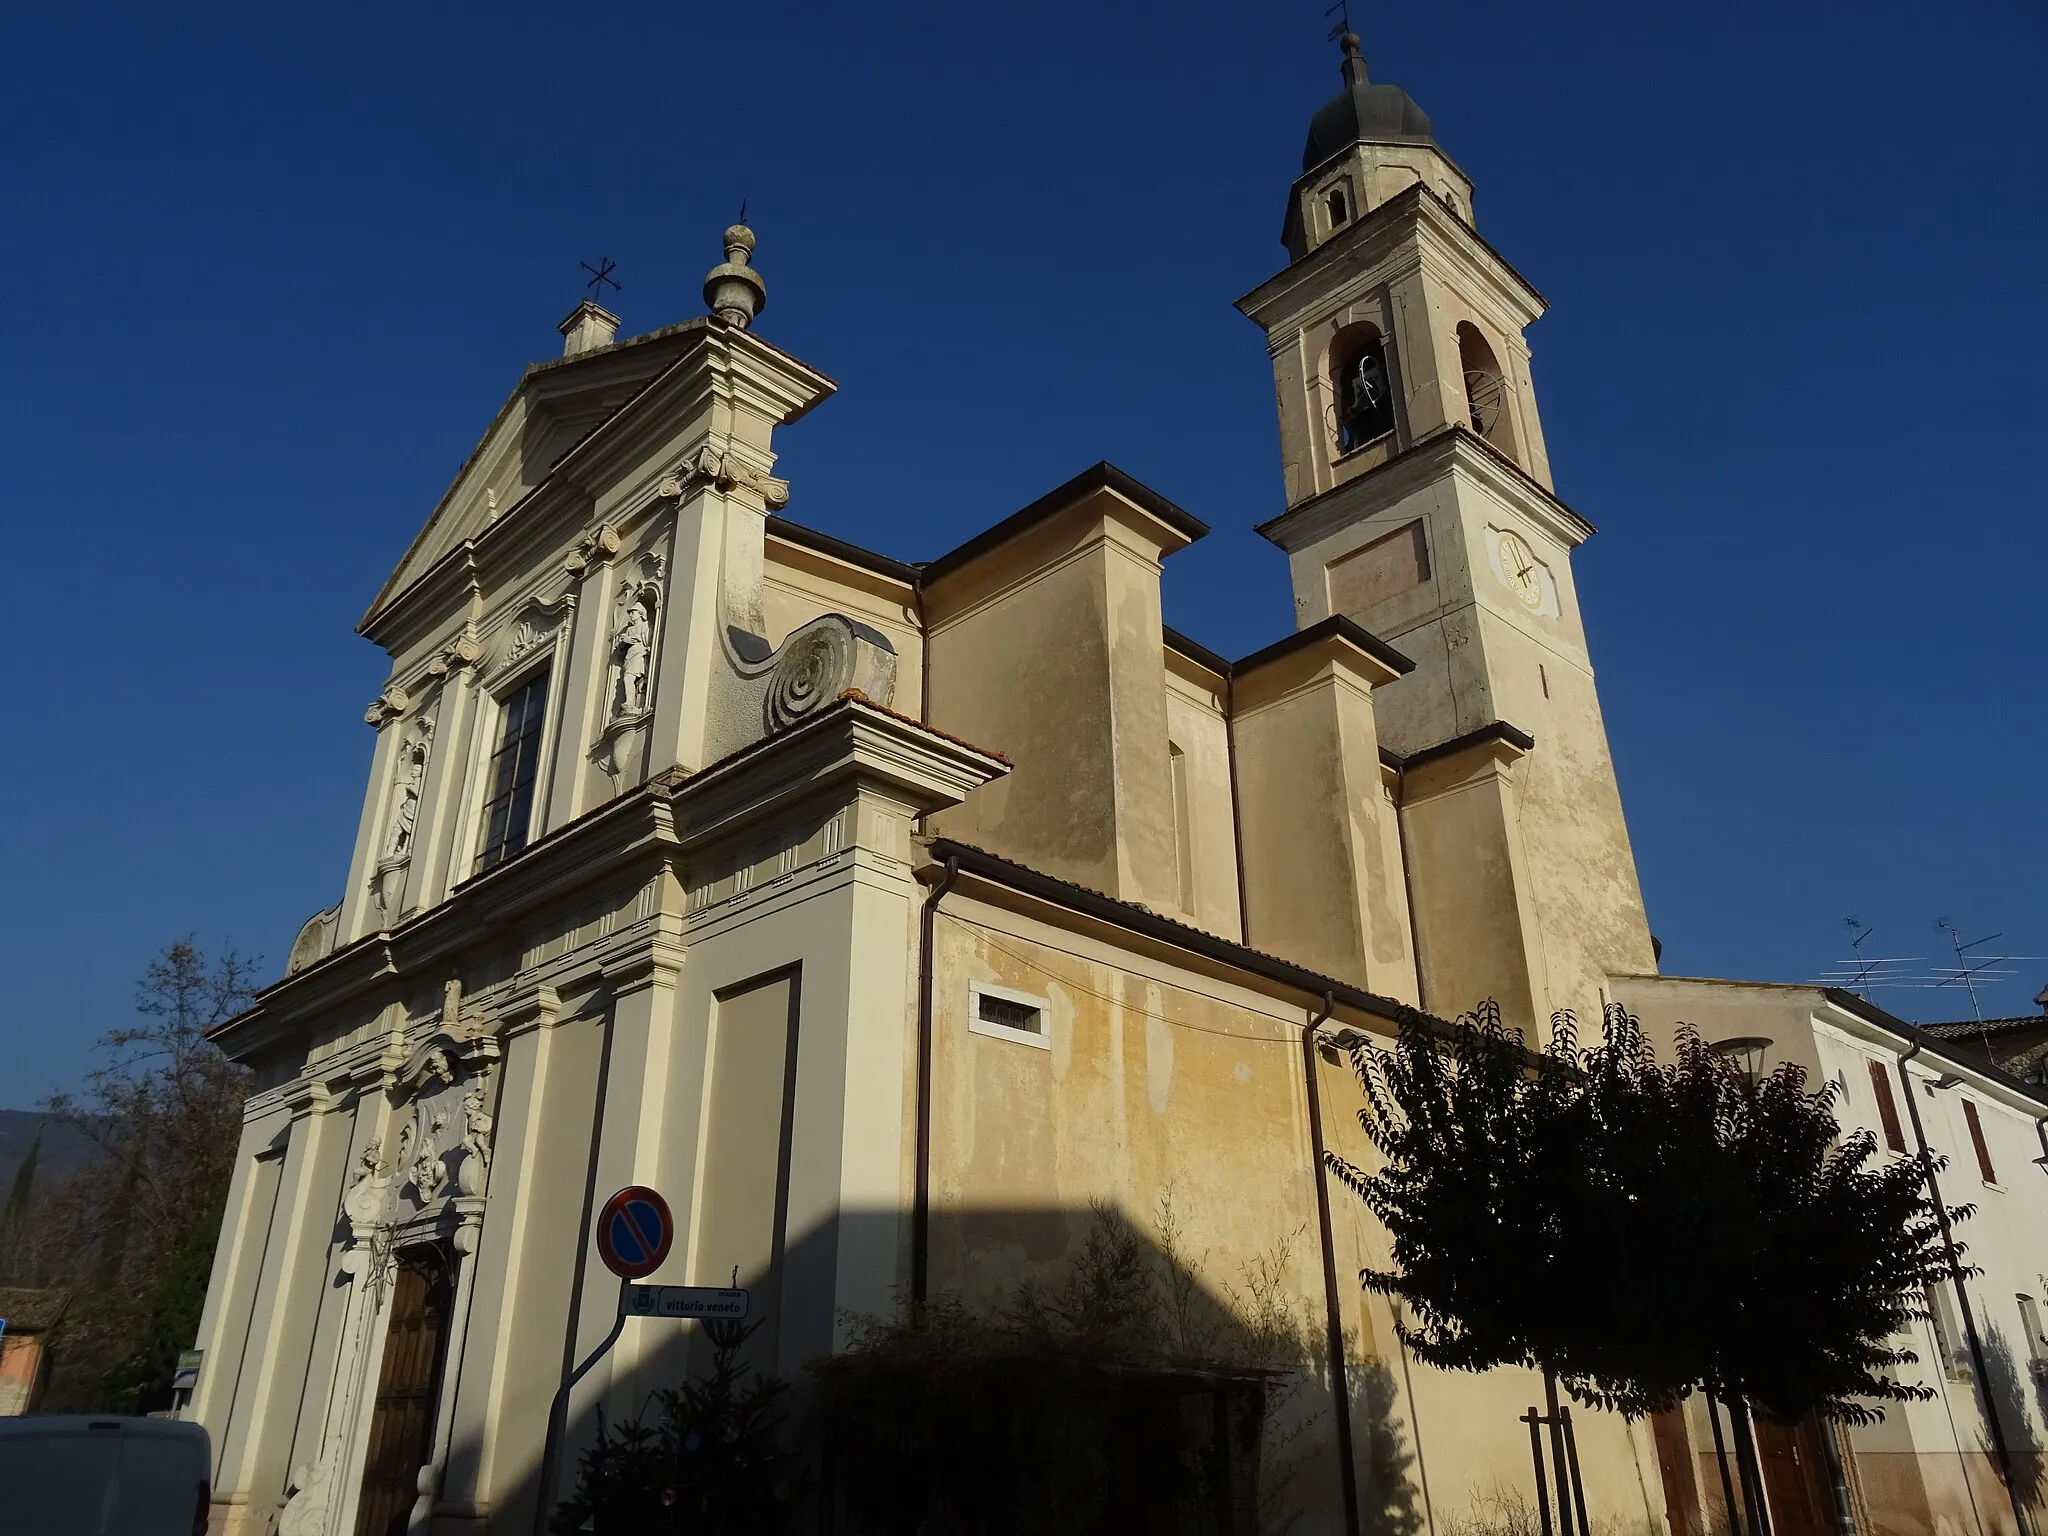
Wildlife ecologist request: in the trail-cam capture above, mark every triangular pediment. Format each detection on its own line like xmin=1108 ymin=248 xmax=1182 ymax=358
xmin=363 ymin=320 xmax=711 ymax=629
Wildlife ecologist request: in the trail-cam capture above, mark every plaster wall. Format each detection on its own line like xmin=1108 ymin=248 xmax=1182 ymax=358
xmin=924 ymin=491 xmax=1186 ymax=910
xmin=926 ymin=890 xmax=1664 ymax=1536
xmin=1162 ymin=651 xmax=1245 ymax=939
xmin=1232 ymin=644 xmax=1418 ymax=1001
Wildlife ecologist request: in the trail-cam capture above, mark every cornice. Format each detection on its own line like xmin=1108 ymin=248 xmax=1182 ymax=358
xmin=670 ymin=696 xmax=1009 ymax=857
xmin=1235 ymin=183 xmax=1546 ymax=332
xmin=213 ymin=701 xmax=1006 ymax=1064
xmin=1256 ymin=427 xmax=1595 ymax=555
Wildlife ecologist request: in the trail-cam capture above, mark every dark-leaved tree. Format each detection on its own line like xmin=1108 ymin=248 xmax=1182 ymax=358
xmin=1327 ymin=1001 xmax=1964 ymax=1531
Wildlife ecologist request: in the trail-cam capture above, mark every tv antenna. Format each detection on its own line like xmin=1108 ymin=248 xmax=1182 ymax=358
xmin=580 ymin=256 xmax=621 ymax=304
xmin=1932 ymin=920 xmax=2015 ymax=1029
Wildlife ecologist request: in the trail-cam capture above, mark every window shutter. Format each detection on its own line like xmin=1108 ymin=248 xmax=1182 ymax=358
xmin=1962 ymin=1099 xmax=1997 ymax=1184
xmin=1869 ymin=1060 xmax=1906 ymax=1153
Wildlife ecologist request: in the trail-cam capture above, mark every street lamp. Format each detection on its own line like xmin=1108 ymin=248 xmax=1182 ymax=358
xmin=1710 ymin=1036 xmax=1773 ymax=1081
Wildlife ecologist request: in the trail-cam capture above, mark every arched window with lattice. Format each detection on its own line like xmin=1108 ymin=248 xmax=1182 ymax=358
xmin=1328 ymin=323 xmax=1397 ymax=456
xmin=1457 ymin=322 xmax=1517 ymax=457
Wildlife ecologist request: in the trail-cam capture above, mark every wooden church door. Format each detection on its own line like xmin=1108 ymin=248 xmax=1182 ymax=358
xmin=1752 ymin=1415 xmax=1834 ymax=1536
xmin=355 ymin=1247 xmax=454 ymax=1536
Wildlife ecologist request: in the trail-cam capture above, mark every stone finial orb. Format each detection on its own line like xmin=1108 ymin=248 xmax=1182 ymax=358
xmin=704 ymin=222 xmax=766 ymax=329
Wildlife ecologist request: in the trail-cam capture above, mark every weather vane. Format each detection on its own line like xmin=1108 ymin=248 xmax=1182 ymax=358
xmin=580 ymin=256 xmax=621 ymax=304
xmin=1325 ymin=0 xmax=1354 ymax=40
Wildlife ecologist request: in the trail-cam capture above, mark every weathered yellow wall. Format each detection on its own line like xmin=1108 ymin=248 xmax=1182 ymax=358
xmin=1233 ymin=640 xmax=1419 ymax=1003
xmin=923 ymin=889 xmax=1668 ymax=1535
xmin=924 ymin=489 xmax=1190 ymax=910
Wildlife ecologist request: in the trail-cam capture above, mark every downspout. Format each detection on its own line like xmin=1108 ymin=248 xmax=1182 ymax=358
xmin=1896 ymin=1040 xmax=2032 ymax=1536
xmin=1224 ymin=667 xmax=1249 ymax=942
xmin=910 ymin=855 xmax=960 ymax=1309
xmin=1391 ymin=762 xmax=1426 ymax=1000
xmin=1302 ymin=989 xmax=1363 ymax=1535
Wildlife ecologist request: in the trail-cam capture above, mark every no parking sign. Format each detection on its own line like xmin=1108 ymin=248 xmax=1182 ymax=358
xmin=595 ymin=1185 xmax=674 ymax=1280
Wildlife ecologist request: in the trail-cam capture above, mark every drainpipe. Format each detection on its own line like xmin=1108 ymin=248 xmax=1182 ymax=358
xmin=910 ymin=855 xmax=960 ymax=1308
xmin=1896 ymin=1040 xmax=2032 ymax=1536
xmin=1224 ymin=668 xmax=1249 ymax=943
xmin=1302 ymin=989 xmax=1363 ymax=1535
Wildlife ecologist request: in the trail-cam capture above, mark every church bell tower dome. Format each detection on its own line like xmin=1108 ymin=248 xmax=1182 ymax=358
xmin=1301 ymin=32 xmax=1435 ymax=169
xmin=1280 ymin=30 xmax=1472 ymax=261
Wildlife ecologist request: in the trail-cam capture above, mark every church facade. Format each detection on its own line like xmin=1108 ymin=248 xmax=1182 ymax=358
xmin=184 ymin=33 xmax=2048 ymax=1536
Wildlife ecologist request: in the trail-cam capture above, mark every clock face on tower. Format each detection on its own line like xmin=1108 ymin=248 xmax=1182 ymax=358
xmin=1490 ymin=529 xmax=1549 ymax=613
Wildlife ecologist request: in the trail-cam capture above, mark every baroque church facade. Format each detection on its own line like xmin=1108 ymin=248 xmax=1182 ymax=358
xmin=187 ymin=32 xmax=2048 ymax=1536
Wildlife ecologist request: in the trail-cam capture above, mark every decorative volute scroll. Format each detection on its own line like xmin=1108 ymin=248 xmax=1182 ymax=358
xmin=763 ymin=616 xmax=898 ymax=733
xmin=700 ymin=611 xmax=900 ymax=762
xmin=657 ymin=444 xmax=789 ymax=511
xmin=363 ymin=685 xmax=410 ymax=728
xmin=563 ymin=522 xmax=621 ymax=578
xmin=286 ymin=903 xmax=341 ymax=975
xmin=423 ymin=633 xmax=481 ymax=681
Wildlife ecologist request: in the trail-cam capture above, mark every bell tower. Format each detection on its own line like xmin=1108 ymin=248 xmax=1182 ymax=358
xmin=1237 ymin=32 xmax=1656 ymax=1024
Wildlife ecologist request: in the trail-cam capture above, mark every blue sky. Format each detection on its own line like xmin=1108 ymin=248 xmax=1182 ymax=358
xmin=1 ymin=0 xmax=2042 ymax=1106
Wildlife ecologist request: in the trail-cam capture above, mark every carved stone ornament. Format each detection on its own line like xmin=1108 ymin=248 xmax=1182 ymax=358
xmin=656 ymin=444 xmax=789 ymax=510
xmin=494 ymin=592 xmax=575 ymax=679
xmin=424 ymin=634 xmax=481 ymax=681
xmin=363 ymin=685 xmax=411 ymax=728
xmin=563 ymin=523 xmax=621 ymax=577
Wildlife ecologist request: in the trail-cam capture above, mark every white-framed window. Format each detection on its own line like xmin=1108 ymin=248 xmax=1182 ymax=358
xmin=968 ymin=980 xmax=1051 ymax=1051
xmin=474 ymin=664 xmax=554 ymax=873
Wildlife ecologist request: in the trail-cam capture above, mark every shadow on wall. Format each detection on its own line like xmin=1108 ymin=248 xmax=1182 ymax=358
xmin=1978 ymin=1324 xmax=2046 ymax=1513
xmin=452 ymin=1200 xmax=1426 ymax=1536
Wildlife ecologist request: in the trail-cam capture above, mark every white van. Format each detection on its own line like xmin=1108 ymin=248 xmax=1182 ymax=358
xmin=0 ymin=1416 xmax=210 ymax=1536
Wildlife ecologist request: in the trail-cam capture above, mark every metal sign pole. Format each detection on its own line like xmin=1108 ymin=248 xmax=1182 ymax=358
xmin=536 ymin=1277 xmax=628 ymax=1526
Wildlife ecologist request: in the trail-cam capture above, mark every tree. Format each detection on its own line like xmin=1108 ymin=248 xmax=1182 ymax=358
xmin=551 ymin=1318 xmax=803 ymax=1535
xmin=1327 ymin=1003 xmax=1963 ymax=1530
xmin=35 ymin=940 xmax=256 ymax=1410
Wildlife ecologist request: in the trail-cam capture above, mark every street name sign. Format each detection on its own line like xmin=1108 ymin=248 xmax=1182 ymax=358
xmin=623 ymin=1285 xmax=752 ymax=1321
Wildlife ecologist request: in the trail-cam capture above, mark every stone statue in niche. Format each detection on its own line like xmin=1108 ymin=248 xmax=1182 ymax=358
xmin=609 ymin=595 xmax=654 ymax=719
xmin=457 ymin=1085 xmax=493 ymax=1197
xmin=409 ymin=1108 xmax=450 ymax=1203
xmin=379 ymin=715 xmax=434 ymax=865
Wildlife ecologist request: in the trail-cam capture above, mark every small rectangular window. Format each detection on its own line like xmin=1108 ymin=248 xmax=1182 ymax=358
xmin=1925 ymin=1284 xmax=1971 ymax=1382
xmin=476 ymin=669 xmax=551 ymax=872
xmin=2017 ymin=1296 xmax=2046 ymax=1368
xmin=1868 ymin=1059 xmax=1907 ymax=1154
xmin=969 ymin=982 xmax=1051 ymax=1050
xmin=1961 ymin=1099 xmax=1997 ymax=1185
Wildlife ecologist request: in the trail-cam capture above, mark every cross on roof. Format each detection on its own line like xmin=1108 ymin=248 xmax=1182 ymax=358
xmin=580 ymin=256 xmax=621 ymax=303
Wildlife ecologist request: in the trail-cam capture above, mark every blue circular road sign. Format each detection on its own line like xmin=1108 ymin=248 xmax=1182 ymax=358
xmin=595 ymin=1185 xmax=673 ymax=1279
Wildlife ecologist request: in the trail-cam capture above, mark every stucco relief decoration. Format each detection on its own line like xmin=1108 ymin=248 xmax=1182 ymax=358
xmin=289 ymin=1025 xmax=499 ymax=1536
xmin=657 ymin=444 xmax=789 ymax=510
